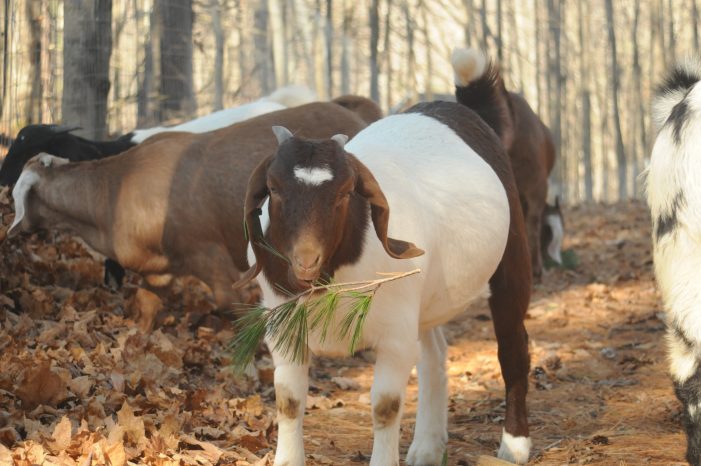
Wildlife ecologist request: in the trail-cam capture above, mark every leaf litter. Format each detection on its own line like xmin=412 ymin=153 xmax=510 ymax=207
xmin=0 ymin=186 xmax=688 ymax=464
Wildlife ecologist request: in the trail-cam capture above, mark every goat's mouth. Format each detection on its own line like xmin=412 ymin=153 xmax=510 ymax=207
xmin=287 ymin=268 xmax=320 ymax=290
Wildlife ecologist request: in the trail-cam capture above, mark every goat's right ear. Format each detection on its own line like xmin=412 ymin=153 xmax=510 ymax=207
xmin=232 ymin=157 xmax=271 ymax=290
xmin=349 ymin=154 xmax=424 ymax=259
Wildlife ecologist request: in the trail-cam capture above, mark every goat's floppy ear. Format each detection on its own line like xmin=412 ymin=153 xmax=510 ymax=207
xmin=7 ymin=170 xmax=40 ymax=238
xmin=349 ymin=154 xmax=424 ymax=259
xmin=232 ymin=157 xmax=271 ymax=290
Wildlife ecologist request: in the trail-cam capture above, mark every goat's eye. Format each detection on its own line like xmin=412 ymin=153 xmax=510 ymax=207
xmin=19 ymin=135 xmax=24 ymax=141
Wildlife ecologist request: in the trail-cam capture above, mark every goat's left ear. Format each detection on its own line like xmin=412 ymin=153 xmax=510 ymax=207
xmin=232 ymin=156 xmax=271 ymax=289
xmin=349 ymin=154 xmax=424 ymax=259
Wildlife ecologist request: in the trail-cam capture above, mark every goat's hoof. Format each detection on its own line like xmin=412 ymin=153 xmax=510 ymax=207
xmin=406 ymin=436 xmax=446 ymax=466
xmin=497 ymin=430 xmax=531 ymax=465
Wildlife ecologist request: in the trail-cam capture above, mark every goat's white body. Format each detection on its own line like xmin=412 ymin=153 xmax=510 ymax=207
xmin=251 ymin=113 xmax=512 ymax=465
xmin=649 ymin=83 xmax=701 ymax=350
xmin=131 ymin=85 xmax=316 ymax=143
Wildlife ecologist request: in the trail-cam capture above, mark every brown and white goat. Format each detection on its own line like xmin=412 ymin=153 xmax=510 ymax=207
xmin=234 ymin=49 xmax=531 ymax=465
xmin=7 ymin=101 xmax=377 ymax=325
xmin=453 ymin=50 xmax=559 ymax=280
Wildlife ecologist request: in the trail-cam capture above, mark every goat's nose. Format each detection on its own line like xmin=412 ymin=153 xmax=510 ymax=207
xmin=293 ymin=251 xmax=321 ymax=271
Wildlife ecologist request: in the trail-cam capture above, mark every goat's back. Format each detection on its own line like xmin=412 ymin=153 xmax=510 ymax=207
xmin=339 ymin=103 xmax=512 ymax=328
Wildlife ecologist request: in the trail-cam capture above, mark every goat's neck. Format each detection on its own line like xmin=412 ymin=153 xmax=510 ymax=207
xmin=35 ymin=165 xmax=115 ymax=256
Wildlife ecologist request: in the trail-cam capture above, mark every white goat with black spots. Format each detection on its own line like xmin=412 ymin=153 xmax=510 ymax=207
xmin=648 ymin=58 xmax=701 ymax=465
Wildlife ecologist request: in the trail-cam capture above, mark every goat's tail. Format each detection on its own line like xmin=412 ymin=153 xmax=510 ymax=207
xmin=451 ymin=47 xmax=514 ymax=147
xmin=653 ymin=58 xmax=701 ymax=129
xmin=263 ymin=85 xmax=318 ymax=108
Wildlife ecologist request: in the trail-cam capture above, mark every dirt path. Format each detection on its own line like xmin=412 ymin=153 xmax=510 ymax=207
xmin=0 ymin=196 xmax=687 ymax=465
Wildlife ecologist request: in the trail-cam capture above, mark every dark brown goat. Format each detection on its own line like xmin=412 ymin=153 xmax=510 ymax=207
xmin=8 ymin=101 xmax=375 ymax=327
xmin=506 ymin=92 xmax=557 ymax=280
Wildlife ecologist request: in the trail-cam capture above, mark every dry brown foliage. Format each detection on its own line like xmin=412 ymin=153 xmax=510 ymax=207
xmin=0 ymin=187 xmax=687 ymax=465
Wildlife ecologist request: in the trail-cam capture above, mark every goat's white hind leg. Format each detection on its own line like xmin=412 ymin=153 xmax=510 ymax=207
xmin=369 ymin=340 xmax=419 ymax=466
xmin=668 ymin=325 xmax=701 ymax=465
xmin=407 ymin=326 xmax=448 ymax=466
xmin=270 ymin=351 xmax=309 ymax=466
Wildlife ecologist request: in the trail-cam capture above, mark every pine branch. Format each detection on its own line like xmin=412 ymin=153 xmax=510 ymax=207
xmin=229 ymin=268 xmax=421 ymax=371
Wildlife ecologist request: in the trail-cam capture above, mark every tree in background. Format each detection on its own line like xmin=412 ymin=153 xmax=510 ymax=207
xmin=62 ymin=0 xmax=112 ymax=139
xmin=158 ymin=0 xmax=194 ymax=121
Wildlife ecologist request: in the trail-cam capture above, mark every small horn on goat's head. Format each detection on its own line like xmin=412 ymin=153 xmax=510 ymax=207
xmin=331 ymin=134 xmax=348 ymax=148
xmin=272 ymin=126 xmax=294 ymax=145
xmin=50 ymin=125 xmax=82 ymax=134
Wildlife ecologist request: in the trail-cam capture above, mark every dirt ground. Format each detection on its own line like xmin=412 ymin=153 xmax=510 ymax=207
xmin=0 ymin=190 xmax=687 ymax=465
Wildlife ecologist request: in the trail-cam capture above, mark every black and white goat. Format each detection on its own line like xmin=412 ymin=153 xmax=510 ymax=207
xmin=234 ymin=48 xmax=531 ymax=465
xmin=648 ymin=59 xmax=701 ymax=465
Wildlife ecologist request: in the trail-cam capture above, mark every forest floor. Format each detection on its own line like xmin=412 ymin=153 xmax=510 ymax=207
xmin=0 ymin=188 xmax=687 ymax=466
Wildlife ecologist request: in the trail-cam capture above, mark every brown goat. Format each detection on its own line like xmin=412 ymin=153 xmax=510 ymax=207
xmin=8 ymin=101 xmax=376 ymax=326
xmin=506 ymin=92 xmax=557 ymax=280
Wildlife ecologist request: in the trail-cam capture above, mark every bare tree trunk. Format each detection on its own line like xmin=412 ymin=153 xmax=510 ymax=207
xmin=340 ymin=0 xmax=352 ymax=95
xmin=383 ymin=0 xmax=392 ymax=109
xmin=533 ymin=0 xmax=542 ymax=117
xmin=480 ymin=0 xmax=489 ymax=51
xmin=254 ymin=0 xmax=274 ymax=94
xmin=1 ymin=0 xmax=10 ymax=120
xmin=62 ymin=0 xmax=112 ymax=139
xmin=578 ymin=0 xmax=592 ymax=201
xmin=693 ymin=0 xmax=700 ymax=51
xmin=496 ymin=0 xmax=503 ymax=62
xmin=138 ymin=1 xmax=157 ymax=127
xmin=369 ymin=0 xmax=380 ymax=102
xmin=269 ymin=0 xmax=285 ymax=89
xmin=211 ymin=0 xmax=224 ymax=110
xmin=667 ymin=0 xmax=676 ymax=65
xmin=26 ymin=0 xmax=43 ymax=123
xmin=604 ymin=0 xmax=627 ymax=200
xmin=325 ymin=0 xmax=333 ymax=97
xmin=421 ymin=0 xmax=433 ymax=100
xmin=158 ymin=0 xmax=194 ymax=121
xmin=403 ymin=1 xmax=417 ymax=105
xmin=462 ymin=0 xmax=477 ymax=48
xmin=631 ymin=0 xmax=646 ymax=197
xmin=546 ymin=0 xmax=562 ymax=190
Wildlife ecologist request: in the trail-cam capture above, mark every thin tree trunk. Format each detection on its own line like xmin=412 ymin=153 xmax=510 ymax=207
xmin=631 ymin=0 xmax=646 ymax=197
xmin=62 ymin=0 xmax=113 ymax=138
xmin=325 ymin=0 xmax=333 ymax=97
xmin=533 ymin=0 xmax=542 ymax=117
xmin=340 ymin=0 xmax=351 ymax=95
xmin=693 ymin=0 xmax=700 ymax=52
xmin=421 ymin=0 xmax=433 ymax=100
xmin=383 ymin=0 xmax=392 ymax=109
xmin=1 ymin=0 xmax=10 ymax=120
xmin=480 ymin=0 xmax=489 ymax=51
xmin=604 ymin=0 xmax=627 ymax=200
xmin=254 ymin=0 xmax=274 ymax=94
xmin=403 ymin=1 xmax=417 ymax=105
xmin=269 ymin=0 xmax=285 ymax=89
xmin=369 ymin=0 xmax=379 ymax=102
xmin=667 ymin=0 xmax=676 ymax=64
xmin=211 ymin=0 xmax=224 ymax=110
xmin=26 ymin=0 xmax=43 ymax=123
xmin=496 ymin=0 xmax=503 ymax=62
xmin=138 ymin=2 xmax=157 ymax=127
xmin=578 ymin=0 xmax=592 ymax=201
xmin=158 ymin=0 xmax=194 ymax=121
xmin=546 ymin=0 xmax=562 ymax=189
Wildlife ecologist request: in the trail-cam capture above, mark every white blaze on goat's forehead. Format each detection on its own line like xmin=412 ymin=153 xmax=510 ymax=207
xmin=293 ymin=164 xmax=334 ymax=186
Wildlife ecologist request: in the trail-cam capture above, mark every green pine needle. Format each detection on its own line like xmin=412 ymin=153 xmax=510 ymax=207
xmin=229 ymin=268 xmax=421 ymax=371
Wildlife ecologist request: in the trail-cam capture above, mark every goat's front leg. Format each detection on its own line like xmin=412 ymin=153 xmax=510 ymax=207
xmin=407 ymin=326 xmax=448 ymax=466
xmin=271 ymin=349 xmax=309 ymax=466
xmin=668 ymin=325 xmax=701 ymax=465
xmin=370 ymin=340 xmax=419 ymax=466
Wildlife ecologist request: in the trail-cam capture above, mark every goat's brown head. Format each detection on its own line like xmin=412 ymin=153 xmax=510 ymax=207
xmin=234 ymin=126 xmax=423 ymax=292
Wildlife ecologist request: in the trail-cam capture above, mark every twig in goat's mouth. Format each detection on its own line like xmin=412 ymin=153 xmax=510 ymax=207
xmin=228 ymin=268 xmax=421 ymax=371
